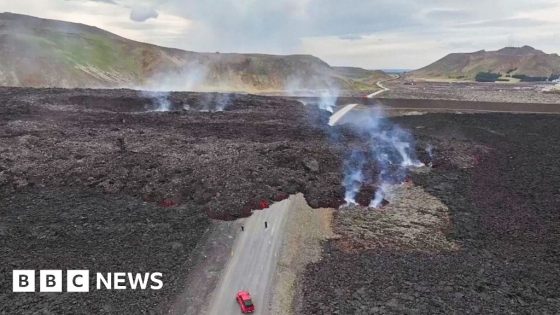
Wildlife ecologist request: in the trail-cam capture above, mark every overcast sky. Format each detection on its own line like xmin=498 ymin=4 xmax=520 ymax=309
xmin=2 ymin=0 xmax=560 ymax=69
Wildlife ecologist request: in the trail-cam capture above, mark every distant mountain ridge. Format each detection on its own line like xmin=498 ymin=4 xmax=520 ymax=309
xmin=409 ymin=46 xmax=560 ymax=82
xmin=0 ymin=12 xmax=385 ymax=92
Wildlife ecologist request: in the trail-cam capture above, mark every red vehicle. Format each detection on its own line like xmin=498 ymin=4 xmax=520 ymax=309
xmin=236 ymin=290 xmax=255 ymax=313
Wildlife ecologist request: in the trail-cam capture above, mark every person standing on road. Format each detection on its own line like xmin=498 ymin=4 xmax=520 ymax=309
xmin=264 ymin=221 xmax=268 ymax=229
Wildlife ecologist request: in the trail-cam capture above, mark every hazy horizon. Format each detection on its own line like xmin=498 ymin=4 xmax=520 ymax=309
xmin=2 ymin=0 xmax=560 ymax=69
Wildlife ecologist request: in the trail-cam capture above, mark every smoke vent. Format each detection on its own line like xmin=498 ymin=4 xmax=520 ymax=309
xmin=373 ymin=198 xmax=390 ymax=208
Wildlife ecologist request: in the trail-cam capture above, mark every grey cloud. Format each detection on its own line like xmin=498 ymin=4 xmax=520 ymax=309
xmin=457 ymin=17 xmax=550 ymax=28
xmin=64 ymin=0 xmax=118 ymax=4
xmin=49 ymin=0 xmax=560 ymax=67
xmin=305 ymin=0 xmax=423 ymax=36
xmin=90 ymin=0 xmax=117 ymax=4
xmin=162 ymin=0 xmax=426 ymax=52
xmin=339 ymin=34 xmax=363 ymax=41
xmin=161 ymin=0 xmax=553 ymax=52
xmin=424 ymin=8 xmax=473 ymax=21
xmin=130 ymin=6 xmax=158 ymax=22
xmin=5 ymin=0 xmax=560 ymax=70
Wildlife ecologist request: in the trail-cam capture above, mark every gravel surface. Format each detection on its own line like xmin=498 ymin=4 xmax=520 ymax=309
xmin=383 ymin=80 xmax=560 ymax=104
xmin=207 ymin=196 xmax=297 ymax=315
xmin=301 ymin=113 xmax=560 ymax=314
xmin=270 ymin=195 xmax=334 ymax=315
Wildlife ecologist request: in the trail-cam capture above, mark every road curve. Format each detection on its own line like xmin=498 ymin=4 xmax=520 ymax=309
xmin=330 ymin=79 xmax=392 ymax=126
xmin=367 ymin=80 xmax=390 ymax=98
xmin=206 ymin=196 xmax=294 ymax=315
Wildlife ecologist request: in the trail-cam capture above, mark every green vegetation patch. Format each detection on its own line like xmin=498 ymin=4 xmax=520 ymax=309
xmin=37 ymin=30 xmax=141 ymax=73
xmin=512 ymin=74 xmax=549 ymax=82
xmin=475 ymin=72 xmax=501 ymax=82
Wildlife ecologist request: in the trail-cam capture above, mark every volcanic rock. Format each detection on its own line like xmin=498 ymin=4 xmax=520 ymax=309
xmin=302 ymin=157 xmax=320 ymax=173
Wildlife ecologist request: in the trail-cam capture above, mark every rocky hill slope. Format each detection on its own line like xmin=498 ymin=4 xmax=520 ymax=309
xmin=0 ymin=12 xmax=382 ymax=92
xmin=409 ymin=46 xmax=560 ymax=82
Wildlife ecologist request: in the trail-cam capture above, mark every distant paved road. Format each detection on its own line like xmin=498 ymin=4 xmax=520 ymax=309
xmin=207 ymin=197 xmax=294 ymax=315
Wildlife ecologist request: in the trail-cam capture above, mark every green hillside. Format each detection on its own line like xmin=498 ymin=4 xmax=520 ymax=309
xmin=0 ymin=12 xmax=384 ymax=92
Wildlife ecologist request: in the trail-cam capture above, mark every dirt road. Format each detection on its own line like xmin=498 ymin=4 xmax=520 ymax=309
xmin=207 ymin=196 xmax=295 ymax=315
xmin=328 ymin=103 xmax=358 ymax=125
xmin=367 ymin=80 xmax=390 ymax=98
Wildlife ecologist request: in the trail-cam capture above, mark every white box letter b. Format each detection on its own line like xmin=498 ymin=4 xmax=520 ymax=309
xmin=13 ymin=270 xmax=35 ymax=292
xmin=40 ymin=270 xmax=62 ymax=292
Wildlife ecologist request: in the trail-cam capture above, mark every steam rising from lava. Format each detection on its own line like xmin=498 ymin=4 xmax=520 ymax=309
xmin=199 ymin=93 xmax=231 ymax=112
xmin=343 ymin=150 xmax=365 ymax=205
xmin=318 ymin=88 xmax=338 ymax=113
xmin=140 ymin=61 xmax=210 ymax=112
xmin=339 ymin=106 xmax=423 ymax=208
xmin=426 ymin=143 xmax=434 ymax=160
xmin=151 ymin=91 xmax=171 ymax=112
xmin=288 ymin=78 xmax=421 ymax=208
xmin=284 ymin=75 xmax=340 ymax=113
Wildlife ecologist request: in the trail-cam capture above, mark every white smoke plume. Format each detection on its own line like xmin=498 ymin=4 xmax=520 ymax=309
xmin=198 ymin=93 xmax=232 ymax=112
xmin=284 ymin=74 xmax=340 ymax=113
xmin=342 ymin=150 xmax=365 ymax=205
xmin=339 ymin=106 xmax=423 ymax=208
xmin=317 ymin=88 xmax=339 ymax=113
xmin=370 ymin=182 xmax=390 ymax=208
xmin=426 ymin=143 xmax=434 ymax=161
xmin=153 ymin=92 xmax=170 ymax=111
xmin=139 ymin=61 xmax=214 ymax=112
xmin=144 ymin=61 xmax=209 ymax=92
xmin=129 ymin=6 xmax=159 ymax=22
xmin=138 ymin=90 xmax=171 ymax=111
xmin=285 ymin=74 xmax=421 ymax=207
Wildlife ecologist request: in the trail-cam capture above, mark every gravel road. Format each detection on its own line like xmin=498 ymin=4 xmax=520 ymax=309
xmin=367 ymin=80 xmax=390 ymax=98
xmin=207 ymin=196 xmax=295 ymax=315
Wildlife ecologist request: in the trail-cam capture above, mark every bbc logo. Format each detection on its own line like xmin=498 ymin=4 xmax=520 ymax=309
xmin=13 ymin=270 xmax=89 ymax=292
